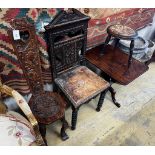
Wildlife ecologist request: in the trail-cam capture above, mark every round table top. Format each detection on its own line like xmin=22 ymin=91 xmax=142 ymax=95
xmin=107 ymin=24 xmax=138 ymax=39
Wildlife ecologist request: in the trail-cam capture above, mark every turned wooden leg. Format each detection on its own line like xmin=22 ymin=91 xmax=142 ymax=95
xmin=108 ymin=86 xmax=121 ymax=108
xmin=114 ymin=38 xmax=120 ymax=49
xmin=100 ymin=34 xmax=111 ymax=55
xmin=71 ymin=106 xmax=79 ymax=130
xmin=128 ymin=40 xmax=134 ymax=68
xmin=38 ymin=123 xmax=48 ymax=146
xmin=96 ymin=89 xmax=108 ymax=112
xmin=60 ymin=116 xmax=69 ymax=141
xmin=53 ymin=82 xmax=58 ymax=92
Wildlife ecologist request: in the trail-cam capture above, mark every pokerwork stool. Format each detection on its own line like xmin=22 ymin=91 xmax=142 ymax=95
xmin=101 ymin=24 xmax=138 ymax=68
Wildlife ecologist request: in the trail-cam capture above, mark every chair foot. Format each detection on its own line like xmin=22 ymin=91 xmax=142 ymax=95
xmin=61 ymin=133 xmax=69 ymax=141
xmin=108 ymin=86 xmax=121 ymax=108
xmin=71 ymin=126 xmax=76 ymax=130
xmin=60 ymin=129 xmax=69 ymax=141
xmin=60 ymin=117 xmax=69 ymax=141
xmin=43 ymin=139 xmax=48 ymax=146
xmin=38 ymin=123 xmax=48 ymax=145
xmin=96 ymin=107 xmax=101 ymax=112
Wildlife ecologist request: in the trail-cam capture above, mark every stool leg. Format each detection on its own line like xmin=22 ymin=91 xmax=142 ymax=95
xmin=114 ymin=38 xmax=120 ymax=49
xmin=96 ymin=89 xmax=108 ymax=112
xmin=128 ymin=40 xmax=134 ymax=68
xmin=71 ymin=106 xmax=79 ymax=130
xmin=100 ymin=34 xmax=111 ymax=55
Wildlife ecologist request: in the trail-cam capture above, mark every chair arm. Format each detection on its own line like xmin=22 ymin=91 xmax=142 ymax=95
xmin=0 ymin=101 xmax=7 ymax=114
xmin=0 ymin=84 xmax=45 ymax=146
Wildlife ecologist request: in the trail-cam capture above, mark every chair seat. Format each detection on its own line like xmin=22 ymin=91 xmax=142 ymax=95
xmin=55 ymin=66 xmax=110 ymax=108
xmin=108 ymin=24 xmax=137 ymax=38
xmin=29 ymin=92 xmax=66 ymax=124
xmin=0 ymin=111 xmax=36 ymax=146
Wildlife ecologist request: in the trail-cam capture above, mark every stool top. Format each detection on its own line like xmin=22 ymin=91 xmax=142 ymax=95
xmin=107 ymin=24 xmax=138 ymax=39
xmin=29 ymin=92 xmax=66 ymax=124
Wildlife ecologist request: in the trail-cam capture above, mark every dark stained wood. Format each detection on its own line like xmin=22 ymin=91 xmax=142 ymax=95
xmin=45 ymin=9 xmax=91 ymax=79
xmin=96 ymin=88 xmax=108 ymax=112
xmin=45 ymin=9 xmax=116 ymax=130
xmin=8 ymin=18 xmax=69 ymax=143
xmin=86 ymin=45 xmax=149 ymax=85
xmin=101 ymin=24 xmax=138 ymax=69
xmin=55 ymin=66 xmax=110 ymax=108
xmin=29 ymin=92 xmax=65 ymax=124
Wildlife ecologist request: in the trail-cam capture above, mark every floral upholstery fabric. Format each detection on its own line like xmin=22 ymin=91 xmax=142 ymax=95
xmin=0 ymin=111 xmax=35 ymax=146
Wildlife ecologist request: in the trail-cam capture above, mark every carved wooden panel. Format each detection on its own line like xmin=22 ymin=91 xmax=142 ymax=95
xmin=54 ymin=39 xmax=84 ymax=73
xmin=8 ymin=18 xmax=43 ymax=94
xmin=29 ymin=92 xmax=65 ymax=124
xmin=45 ymin=9 xmax=90 ymax=78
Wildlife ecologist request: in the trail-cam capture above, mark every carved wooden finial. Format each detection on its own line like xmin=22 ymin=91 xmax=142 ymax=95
xmin=84 ymin=8 xmax=90 ymax=14
xmin=64 ymin=8 xmax=73 ymax=13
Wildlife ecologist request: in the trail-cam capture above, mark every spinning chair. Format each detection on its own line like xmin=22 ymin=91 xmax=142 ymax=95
xmin=8 ymin=18 xmax=69 ymax=145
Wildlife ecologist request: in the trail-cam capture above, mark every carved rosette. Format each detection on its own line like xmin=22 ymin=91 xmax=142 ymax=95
xmin=29 ymin=92 xmax=66 ymax=124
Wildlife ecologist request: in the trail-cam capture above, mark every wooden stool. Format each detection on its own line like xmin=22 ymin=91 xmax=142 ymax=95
xmin=101 ymin=24 xmax=138 ymax=68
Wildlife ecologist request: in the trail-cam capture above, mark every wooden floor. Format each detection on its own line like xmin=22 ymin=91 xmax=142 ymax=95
xmin=86 ymin=45 xmax=149 ymax=85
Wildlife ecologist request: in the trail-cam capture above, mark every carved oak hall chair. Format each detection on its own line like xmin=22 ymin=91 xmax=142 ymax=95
xmin=0 ymin=80 xmax=45 ymax=146
xmin=45 ymin=9 xmax=110 ymax=130
xmin=8 ymin=18 xmax=69 ymax=144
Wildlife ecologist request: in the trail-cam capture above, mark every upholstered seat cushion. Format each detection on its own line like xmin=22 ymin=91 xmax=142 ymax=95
xmin=0 ymin=111 xmax=36 ymax=146
xmin=55 ymin=66 xmax=109 ymax=108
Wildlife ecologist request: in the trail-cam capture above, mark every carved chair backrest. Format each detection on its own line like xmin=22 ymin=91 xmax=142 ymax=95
xmin=45 ymin=9 xmax=90 ymax=79
xmin=8 ymin=18 xmax=44 ymax=95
